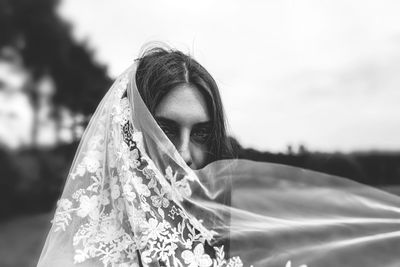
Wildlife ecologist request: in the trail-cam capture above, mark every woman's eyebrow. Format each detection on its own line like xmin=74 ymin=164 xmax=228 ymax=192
xmin=154 ymin=116 xmax=179 ymax=127
xmin=193 ymin=121 xmax=212 ymax=128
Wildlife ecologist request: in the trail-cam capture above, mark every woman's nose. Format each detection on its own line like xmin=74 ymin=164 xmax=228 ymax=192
xmin=177 ymin=130 xmax=193 ymax=167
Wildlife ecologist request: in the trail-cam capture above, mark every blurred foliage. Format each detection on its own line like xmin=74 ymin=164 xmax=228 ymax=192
xmin=0 ymin=143 xmax=78 ymax=221
xmin=0 ymin=0 xmax=111 ymax=116
xmin=0 ymin=0 xmax=113 ymax=220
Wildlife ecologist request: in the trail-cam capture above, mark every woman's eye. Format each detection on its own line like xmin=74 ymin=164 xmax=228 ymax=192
xmin=157 ymin=123 xmax=177 ymax=138
xmin=161 ymin=126 xmax=176 ymax=137
xmin=191 ymin=129 xmax=210 ymax=143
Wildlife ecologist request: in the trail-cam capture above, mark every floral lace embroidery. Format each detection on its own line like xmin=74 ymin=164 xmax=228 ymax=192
xmin=51 ymin=74 xmax=307 ymax=267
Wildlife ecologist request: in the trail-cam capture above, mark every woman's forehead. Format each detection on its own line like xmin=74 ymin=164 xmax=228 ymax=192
xmin=154 ymin=84 xmax=210 ymax=127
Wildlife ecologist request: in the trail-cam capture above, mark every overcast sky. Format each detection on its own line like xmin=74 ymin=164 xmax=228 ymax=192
xmin=58 ymin=0 xmax=400 ymax=152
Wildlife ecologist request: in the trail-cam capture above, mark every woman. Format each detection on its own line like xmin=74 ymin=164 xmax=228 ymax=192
xmin=135 ymin=47 xmax=233 ymax=260
xmin=38 ymin=45 xmax=400 ymax=267
xmin=134 ymin=47 xmax=234 ymax=169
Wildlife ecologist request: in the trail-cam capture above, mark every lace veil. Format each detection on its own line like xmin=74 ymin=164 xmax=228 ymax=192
xmin=37 ymin=63 xmax=400 ymax=267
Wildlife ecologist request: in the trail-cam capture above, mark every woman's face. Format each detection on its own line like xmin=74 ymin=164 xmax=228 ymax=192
xmin=155 ymin=84 xmax=212 ymax=170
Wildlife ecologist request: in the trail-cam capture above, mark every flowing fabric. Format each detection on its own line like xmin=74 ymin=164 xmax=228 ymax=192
xmin=37 ymin=64 xmax=400 ymax=267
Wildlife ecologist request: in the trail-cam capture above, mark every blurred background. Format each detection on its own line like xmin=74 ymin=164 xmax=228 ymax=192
xmin=0 ymin=0 xmax=399 ymax=266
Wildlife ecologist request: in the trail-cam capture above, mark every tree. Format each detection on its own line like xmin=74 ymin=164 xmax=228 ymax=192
xmin=0 ymin=0 xmax=111 ymax=146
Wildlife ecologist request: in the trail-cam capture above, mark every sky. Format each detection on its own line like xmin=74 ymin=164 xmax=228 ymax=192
xmin=58 ymin=0 xmax=400 ymax=152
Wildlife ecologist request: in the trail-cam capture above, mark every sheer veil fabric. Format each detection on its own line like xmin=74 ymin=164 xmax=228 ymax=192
xmin=38 ymin=63 xmax=400 ymax=267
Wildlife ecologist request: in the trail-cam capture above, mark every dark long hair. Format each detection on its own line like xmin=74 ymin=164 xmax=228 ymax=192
xmin=135 ymin=46 xmax=233 ymax=164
